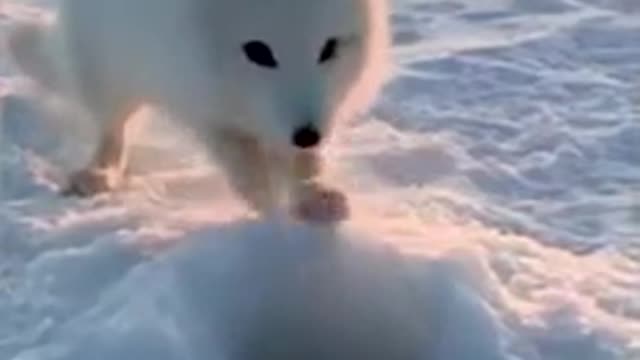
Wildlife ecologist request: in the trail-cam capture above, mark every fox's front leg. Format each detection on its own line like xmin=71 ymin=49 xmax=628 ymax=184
xmin=288 ymin=150 xmax=349 ymax=223
xmin=65 ymin=104 xmax=139 ymax=196
xmin=211 ymin=131 xmax=278 ymax=215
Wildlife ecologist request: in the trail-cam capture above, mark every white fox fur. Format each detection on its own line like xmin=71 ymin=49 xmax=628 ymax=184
xmin=8 ymin=0 xmax=391 ymax=222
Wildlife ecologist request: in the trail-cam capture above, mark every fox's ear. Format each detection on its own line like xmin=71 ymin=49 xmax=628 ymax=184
xmin=8 ymin=21 xmax=59 ymax=91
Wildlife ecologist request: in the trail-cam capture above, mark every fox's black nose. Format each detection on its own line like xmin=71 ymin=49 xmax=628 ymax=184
xmin=292 ymin=125 xmax=321 ymax=149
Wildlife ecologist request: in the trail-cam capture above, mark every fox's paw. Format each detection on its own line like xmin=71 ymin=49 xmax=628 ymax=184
xmin=292 ymin=182 xmax=350 ymax=224
xmin=64 ymin=168 xmax=120 ymax=197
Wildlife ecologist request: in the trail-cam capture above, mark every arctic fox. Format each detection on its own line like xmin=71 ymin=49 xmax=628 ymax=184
xmin=8 ymin=0 xmax=390 ymax=222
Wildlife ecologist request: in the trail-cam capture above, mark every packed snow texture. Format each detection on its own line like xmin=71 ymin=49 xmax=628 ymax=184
xmin=1 ymin=0 xmax=639 ymax=359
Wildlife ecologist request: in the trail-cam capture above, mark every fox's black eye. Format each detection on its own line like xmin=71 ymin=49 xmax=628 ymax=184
xmin=243 ymin=41 xmax=278 ymax=68
xmin=319 ymin=38 xmax=339 ymax=64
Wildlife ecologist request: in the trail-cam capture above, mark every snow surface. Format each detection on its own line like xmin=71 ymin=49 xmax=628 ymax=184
xmin=1 ymin=0 xmax=639 ymax=359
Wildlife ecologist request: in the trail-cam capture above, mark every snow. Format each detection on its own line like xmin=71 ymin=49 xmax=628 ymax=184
xmin=1 ymin=0 xmax=639 ymax=359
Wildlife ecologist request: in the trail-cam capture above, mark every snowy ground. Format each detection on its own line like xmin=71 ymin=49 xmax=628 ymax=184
xmin=1 ymin=0 xmax=639 ymax=359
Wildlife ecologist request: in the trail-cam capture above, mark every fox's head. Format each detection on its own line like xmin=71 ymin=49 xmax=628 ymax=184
xmin=196 ymin=0 xmax=390 ymax=151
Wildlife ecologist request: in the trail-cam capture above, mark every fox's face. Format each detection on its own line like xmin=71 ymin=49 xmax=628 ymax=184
xmin=200 ymin=0 xmax=390 ymax=150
